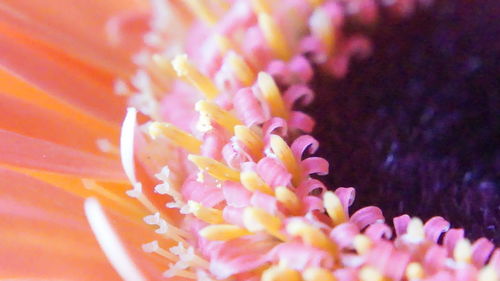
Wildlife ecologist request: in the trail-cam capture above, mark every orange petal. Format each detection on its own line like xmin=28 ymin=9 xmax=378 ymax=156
xmin=0 ymin=93 xmax=118 ymax=155
xmin=0 ymin=28 xmax=127 ymax=124
xmin=0 ymin=0 xmax=150 ymax=75
xmin=0 ymin=129 xmax=125 ymax=181
xmin=0 ymin=167 xmax=121 ymax=280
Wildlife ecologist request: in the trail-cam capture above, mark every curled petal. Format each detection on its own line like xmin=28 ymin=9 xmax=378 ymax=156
xmin=222 ymin=181 xmax=252 ymax=208
xmin=283 ymin=85 xmax=314 ymax=110
xmin=393 ymin=214 xmax=411 ymax=237
xmin=349 ymin=206 xmax=384 ymax=230
xmin=266 ymin=242 xmax=334 ymax=271
xmin=424 ymin=216 xmax=450 ymax=242
xmin=288 ymin=56 xmax=314 ymax=83
xmin=365 ymin=223 xmax=392 ymax=241
xmin=251 ymin=192 xmax=279 ymax=215
xmin=181 ymin=178 xmax=224 ymax=208
xmin=223 ymin=206 xmax=246 ymax=228
xmin=471 ymin=238 xmax=494 ymax=267
xmin=302 ymin=196 xmax=325 ymax=213
xmin=301 ymin=157 xmax=329 ymax=176
xmin=423 ymin=245 xmax=448 ymax=274
xmin=330 ymin=223 xmax=360 ymax=248
xmin=288 ymin=111 xmax=315 ymax=133
xmin=297 ymin=179 xmax=327 ymax=198
xmin=443 ymin=228 xmax=464 ymax=255
xmin=234 ymin=87 xmax=266 ymax=126
xmin=291 ymin=135 xmax=319 ymax=160
xmin=256 ymin=157 xmax=292 ymax=187
xmin=334 ymin=187 xmax=356 ymax=215
xmin=201 ymin=130 xmax=225 ymax=161
xmin=263 ymin=117 xmax=288 ymax=137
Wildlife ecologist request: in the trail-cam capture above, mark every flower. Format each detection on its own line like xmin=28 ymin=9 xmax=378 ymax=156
xmin=0 ymin=1 xmax=498 ymax=281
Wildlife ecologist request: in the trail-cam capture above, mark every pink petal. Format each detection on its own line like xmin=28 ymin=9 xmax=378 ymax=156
xmin=301 ymin=157 xmax=329 ymax=176
xmin=297 ymin=179 xmax=327 ymax=198
xmin=283 ymin=85 xmax=314 ymax=110
xmin=181 ymin=177 xmax=224 ymax=208
xmin=251 ymin=192 xmax=279 ymax=215
xmin=290 ymin=135 xmax=319 ymax=160
xmin=209 ymin=234 xmax=276 ymax=279
xmin=330 ymin=223 xmax=360 ymax=248
xmin=222 ymin=181 xmax=252 ymax=208
xmin=288 ymin=111 xmax=315 ymax=133
xmin=288 ymin=56 xmax=314 ymax=83
xmin=424 ymin=216 xmax=450 ymax=242
xmin=233 ymin=87 xmax=266 ymax=126
xmin=349 ymin=206 xmax=384 ymax=230
xmin=471 ymin=238 xmax=495 ymax=267
xmin=423 ymin=245 xmax=448 ymax=274
xmin=334 ymin=187 xmax=356 ymax=215
xmin=256 ymin=157 xmax=292 ymax=187
xmin=393 ymin=214 xmax=411 ymax=237
xmin=364 ymin=223 xmax=393 ymax=241
xmin=262 ymin=117 xmax=288 ymax=137
xmin=443 ymin=228 xmax=464 ymax=255
xmin=266 ymin=242 xmax=334 ymax=271
xmin=223 ymin=206 xmax=246 ymax=228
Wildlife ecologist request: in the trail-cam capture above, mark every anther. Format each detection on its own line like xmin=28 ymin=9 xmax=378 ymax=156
xmin=171 ymin=54 xmax=219 ymax=100
xmin=257 ymin=72 xmax=289 ymax=119
xmin=188 ymin=154 xmax=241 ymax=182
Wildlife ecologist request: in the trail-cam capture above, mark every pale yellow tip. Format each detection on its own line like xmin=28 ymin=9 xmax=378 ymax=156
xmin=405 ymin=262 xmax=424 ymax=280
xmin=258 ymin=13 xmax=292 ymax=61
xmin=240 ymin=171 xmax=274 ymax=195
xmin=303 ymin=267 xmax=337 ymax=281
xmin=286 ymin=220 xmax=337 ymax=255
xmin=195 ymin=101 xmax=242 ymax=133
xmin=188 ymin=154 xmax=240 ymax=182
xmin=275 ymin=186 xmax=301 ymax=214
xmin=234 ymin=125 xmax=264 ymax=161
xmin=171 ymin=54 xmax=219 ymax=100
xmin=188 ymin=200 xmax=224 ymax=224
xmin=323 ymin=191 xmax=347 ymax=225
xmin=478 ymin=266 xmax=499 ymax=281
xmin=453 ymin=239 xmax=472 ymax=263
xmin=257 ymin=72 xmax=289 ymax=119
xmin=262 ymin=265 xmax=302 ymax=281
xmin=269 ymin=134 xmax=301 ymax=185
xmin=353 ymin=234 xmax=372 ymax=255
xmin=199 ymin=224 xmax=251 ymax=241
xmin=148 ymin=122 xmax=202 ymax=154
xmin=359 ymin=266 xmax=385 ymax=281
xmin=227 ymin=52 xmax=256 ymax=86
xmin=243 ymin=207 xmax=286 ymax=241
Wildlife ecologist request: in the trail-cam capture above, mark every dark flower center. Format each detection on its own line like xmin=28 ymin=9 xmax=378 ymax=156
xmin=308 ymin=0 xmax=500 ymax=243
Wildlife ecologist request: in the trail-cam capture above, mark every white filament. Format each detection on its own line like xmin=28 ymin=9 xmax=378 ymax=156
xmin=84 ymin=198 xmax=147 ymax=281
xmin=120 ymin=108 xmax=142 ymax=197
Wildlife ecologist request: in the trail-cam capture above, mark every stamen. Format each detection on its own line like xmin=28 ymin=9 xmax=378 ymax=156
xmin=82 ymin=179 xmax=145 ymax=216
xmin=142 ymin=241 xmax=177 ymax=261
xmin=227 ymin=52 xmax=256 ymax=86
xmin=120 ymin=107 xmax=139 ymax=186
xmin=454 ymin=239 xmax=472 ymax=263
xmin=240 ymin=171 xmax=274 ymax=195
xmin=478 ymin=266 xmax=498 ymax=281
xmin=257 ymin=72 xmax=289 ymax=119
xmin=152 ymin=54 xmax=176 ymax=77
xmin=171 ymin=54 xmax=219 ymax=100
xmin=275 ymin=186 xmax=301 ymax=213
xmin=359 ymin=266 xmax=385 ymax=281
xmin=243 ymin=207 xmax=287 ymax=241
xmin=323 ymin=191 xmax=347 ymax=225
xmin=187 ymin=200 xmax=225 ymax=224
xmin=309 ymin=8 xmax=335 ymax=56
xmin=262 ymin=265 xmax=302 ymax=281
xmin=286 ymin=220 xmax=338 ymax=255
xmin=143 ymin=212 xmax=190 ymax=242
xmin=199 ymin=224 xmax=252 ymax=241
xmin=84 ymin=198 xmax=147 ymax=281
xmin=405 ymin=217 xmax=425 ymax=243
xmin=257 ymin=13 xmax=292 ymax=61
xmin=188 ymin=154 xmax=241 ymax=182
xmin=234 ymin=125 xmax=265 ymax=161
xmin=353 ymin=234 xmax=372 ymax=255
xmin=269 ymin=134 xmax=301 ymax=185
xmin=405 ymin=262 xmax=424 ymax=280
xmin=251 ymin=0 xmax=271 ymax=14
xmin=149 ymin=122 xmax=202 ymax=154
xmin=183 ymin=0 xmax=218 ymax=25
xmin=195 ymin=100 xmax=242 ymax=133
xmin=303 ymin=267 xmax=336 ymax=281
xmin=214 ymin=34 xmax=237 ymax=55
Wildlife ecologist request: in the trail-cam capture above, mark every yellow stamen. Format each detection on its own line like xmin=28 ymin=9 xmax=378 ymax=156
xmin=214 ymin=34 xmax=237 ymax=55
xmin=240 ymin=171 xmax=274 ymax=195
xmin=454 ymin=239 xmax=472 ymax=263
xmin=152 ymin=54 xmax=176 ymax=77
xmin=275 ymin=186 xmax=301 ymax=213
xmin=286 ymin=220 xmax=338 ymax=255
xmin=359 ymin=266 xmax=386 ymax=281
xmin=309 ymin=8 xmax=335 ymax=56
xmin=478 ymin=266 xmax=498 ymax=281
xmin=323 ymin=191 xmax=347 ymax=225
xmin=269 ymin=134 xmax=301 ymax=185
xmin=353 ymin=234 xmax=372 ymax=255
xmin=405 ymin=262 xmax=424 ymax=280
xmin=303 ymin=267 xmax=337 ymax=281
xmin=258 ymin=13 xmax=292 ymax=61
xmin=257 ymin=72 xmax=288 ymax=119
xmin=251 ymin=0 xmax=271 ymax=14
xmin=195 ymin=100 xmax=242 ymax=133
xmin=199 ymin=224 xmax=252 ymax=241
xmin=171 ymin=54 xmax=219 ymax=100
xmin=149 ymin=122 xmax=202 ymax=154
xmin=184 ymin=0 xmax=218 ymax=25
xmin=262 ymin=265 xmax=302 ymax=281
xmin=188 ymin=200 xmax=224 ymax=224
xmin=243 ymin=207 xmax=287 ymax=241
xmin=227 ymin=52 xmax=256 ymax=86
xmin=406 ymin=217 xmax=425 ymax=242
xmin=234 ymin=125 xmax=265 ymax=160
xmin=308 ymin=0 xmax=324 ymax=7
xmin=188 ymin=154 xmax=240 ymax=182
